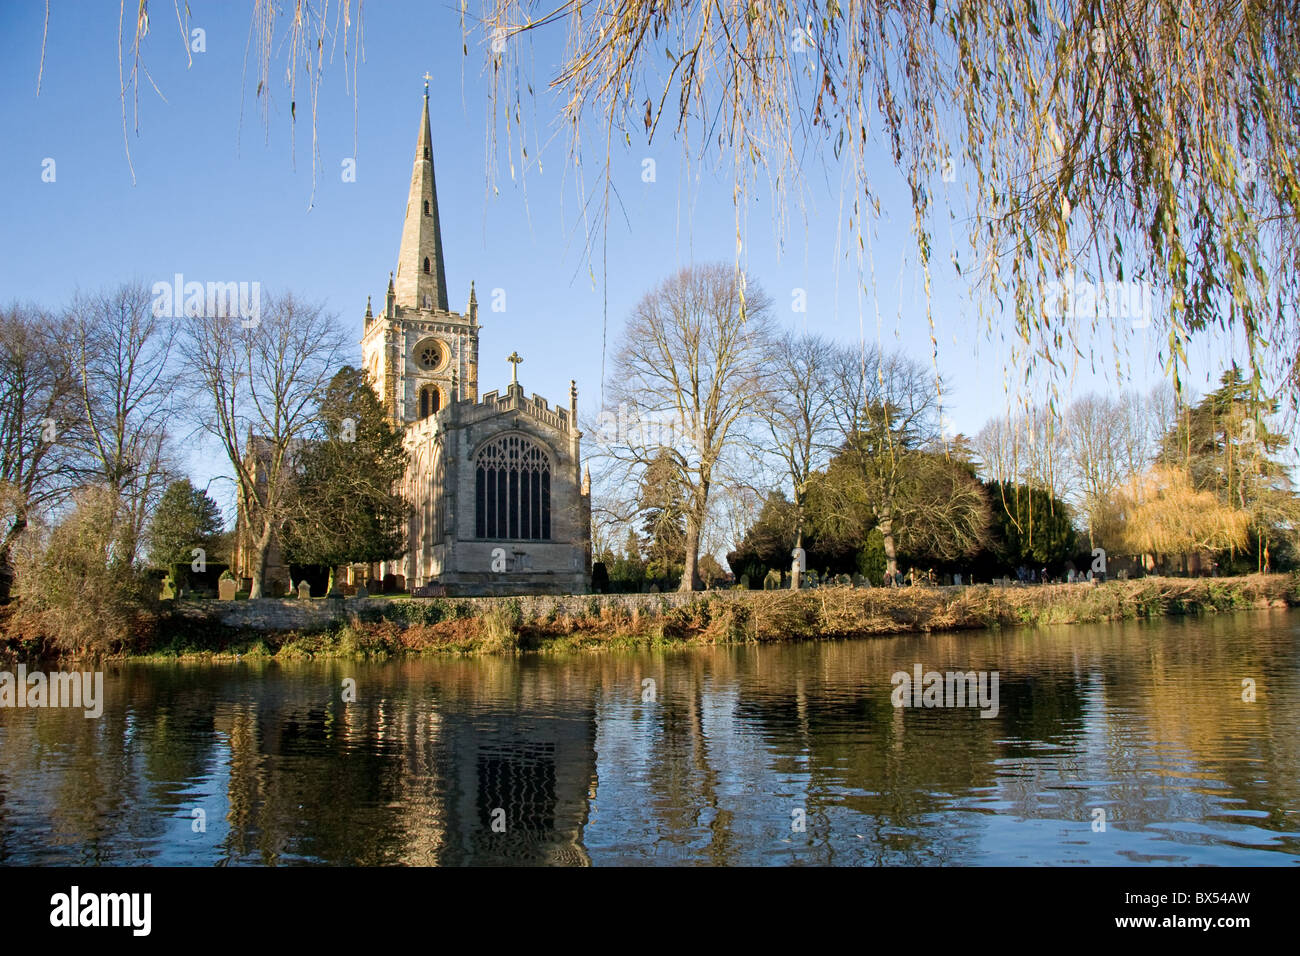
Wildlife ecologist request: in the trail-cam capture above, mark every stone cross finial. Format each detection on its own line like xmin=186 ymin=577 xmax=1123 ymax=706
xmin=507 ymin=351 xmax=523 ymax=385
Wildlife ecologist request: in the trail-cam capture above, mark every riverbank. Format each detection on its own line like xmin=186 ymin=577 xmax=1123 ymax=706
xmin=93 ymin=573 xmax=1300 ymax=662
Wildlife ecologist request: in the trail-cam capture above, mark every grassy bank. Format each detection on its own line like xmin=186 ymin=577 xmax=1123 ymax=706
xmin=113 ymin=573 xmax=1300 ymax=663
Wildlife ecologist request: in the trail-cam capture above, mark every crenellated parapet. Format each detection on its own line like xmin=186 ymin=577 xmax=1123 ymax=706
xmin=468 ymin=383 xmax=576 ymax=435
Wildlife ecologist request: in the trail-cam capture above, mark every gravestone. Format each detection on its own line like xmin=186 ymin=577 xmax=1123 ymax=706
xmin=298 ymin=580 xmax=311 ymax=600
xmin=218 ymin=578 xmax=237 ymax=601
xmin=763 ymin=569 xmax=781 ymax=590
xmin=739 ymin=574 xmax=750 ymax=590
xmin=354 ymin=584 xmax=369 ymax=599
xmin=953 ymin=572 xmax=962 ymax=586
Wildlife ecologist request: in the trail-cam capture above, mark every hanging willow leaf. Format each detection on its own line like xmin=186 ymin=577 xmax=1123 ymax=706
xmin=474 ymin=0 xmax=1300 ymax=411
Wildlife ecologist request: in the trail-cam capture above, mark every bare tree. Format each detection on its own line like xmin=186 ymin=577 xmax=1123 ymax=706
xmin=0 ymin=304 xmax=82 ymax=602
xmin=1062 ymin=393 xmax=1123 ymax=549
xmin=69 ymin=282 xmax=178 ymax=563
xmin=606 ymin=263 xmax=776 ymax=591
xmin=973 ymin=406 xmax=1069 ymax=497
xmin=181 ymin=293 xmax=347 ymax=599
xmin=758 ymin=332 xmax=839 ymax=585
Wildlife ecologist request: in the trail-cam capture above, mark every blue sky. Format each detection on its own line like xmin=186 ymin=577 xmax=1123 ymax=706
xmin=0 ymin=2 xmax=1242 ymax=520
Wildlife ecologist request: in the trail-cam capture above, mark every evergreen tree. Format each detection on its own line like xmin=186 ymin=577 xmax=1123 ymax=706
xmin=638 ymin=451 xmax=686 ymax=588
xmin=726 ymin=491 xmax=798 ymax=585
xmin=984 ymin=480 xmax=1076 ymax=569
xmin=147 ymin=479 xmax=224 ymax=576
xmin=281 ymin=367 xmax=410 ymax=588
xmin=608 ymin=528 xmax=647 ymax=592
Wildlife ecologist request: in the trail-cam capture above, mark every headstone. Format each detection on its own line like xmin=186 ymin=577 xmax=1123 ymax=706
xmin=763 ymin=569 xmax=781 ymax=590
xmin=953 ymin=572 xmax=962 ymax=586
xmin=218 ymin=578 xmax=237 ymax=601
xmin=648 ymin=583 xmax=660 ymax=593
xmin=354 ymin=584 xmax=369 ymax=599
xmin=298 ymin=580 xmax=311 ymax=600
xmin=271 ymin=579 xmax=287 ymax=598
xmin=739 ymin=574 xmax=750 ymax=590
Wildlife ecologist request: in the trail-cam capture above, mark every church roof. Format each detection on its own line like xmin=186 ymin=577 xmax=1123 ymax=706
xmin=394 ymin=85 xmax=450 ymax=312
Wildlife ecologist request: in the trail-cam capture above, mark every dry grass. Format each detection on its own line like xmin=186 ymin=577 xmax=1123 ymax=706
xmin=55 ymin=573 xmax=1299 ymax=663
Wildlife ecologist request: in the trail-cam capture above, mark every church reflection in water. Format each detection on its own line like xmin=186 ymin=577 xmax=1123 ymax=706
xmin=212 ymin=660 xmax=599 ymax=866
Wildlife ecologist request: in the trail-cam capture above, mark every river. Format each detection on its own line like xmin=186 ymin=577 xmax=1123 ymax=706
xmin=1 ymin=610 xmax=1296 ymax=865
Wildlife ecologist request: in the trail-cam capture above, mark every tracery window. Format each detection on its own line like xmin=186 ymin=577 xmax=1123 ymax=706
xmin=475 ymin=435 xmax=551 ymax=540
xmin=417 ymin=340 xmax=443 ymax=369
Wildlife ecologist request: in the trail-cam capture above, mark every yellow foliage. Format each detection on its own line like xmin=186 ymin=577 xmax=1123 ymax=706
xmin=1117 ymin=466 xmax=1250 ymax=557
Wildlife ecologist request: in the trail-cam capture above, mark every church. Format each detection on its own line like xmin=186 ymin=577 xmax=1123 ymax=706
xmin=363 ymin=83 xmax=591 ymax=595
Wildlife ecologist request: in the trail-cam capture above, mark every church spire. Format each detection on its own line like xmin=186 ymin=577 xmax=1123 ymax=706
xmin=394 ymin=83 xmax=449 ymax=312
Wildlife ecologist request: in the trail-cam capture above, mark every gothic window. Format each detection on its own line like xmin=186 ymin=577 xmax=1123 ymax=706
xmin=423 ymin=257 xmax=431 ymax=274
xmin=419 ymin=385 xmax=441 ymax=418
xmin=416 ymin=339 xmax=443 ymax=370
xmin=475 ymin=435 xmax=551 ymax=540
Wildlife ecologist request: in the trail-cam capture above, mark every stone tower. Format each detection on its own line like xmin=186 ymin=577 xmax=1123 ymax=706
xmin=362 ymin=82 xmax=479 ymax=424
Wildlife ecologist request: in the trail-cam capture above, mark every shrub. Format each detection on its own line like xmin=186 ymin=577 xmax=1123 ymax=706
xmin=11 ymin=487 xmax=158 ymax=657
xmin=481 ymin=599 xmax=522 ymax=652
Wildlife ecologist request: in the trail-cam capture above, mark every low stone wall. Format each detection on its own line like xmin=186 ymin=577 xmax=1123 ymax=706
xmin=165 ymin=576 xmax=1299 ymax=638
xmin=169 ymin=590 xmax=732 ymax=634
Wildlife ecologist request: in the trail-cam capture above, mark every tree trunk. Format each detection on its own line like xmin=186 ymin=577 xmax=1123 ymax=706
xmin=880 ymin=504 xmax=898 ymax=578
xmin=680 ymin=514 xmax=701 ymax=592
xmin=0 ymin=517 xmax=29 ymax=605
xmin=0 ymin=548 xmax=14 ymax=605
xmin=250 ymin=522 xmax=274 ymax=599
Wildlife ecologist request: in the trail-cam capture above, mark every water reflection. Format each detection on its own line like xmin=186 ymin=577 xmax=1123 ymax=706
xmin=0 ymin=611 xmax=1296 ymax=865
